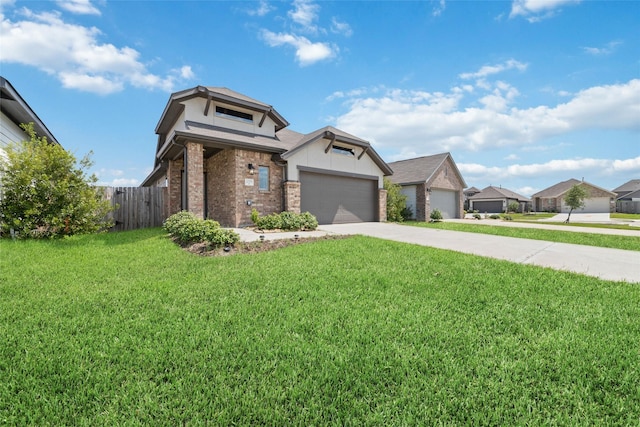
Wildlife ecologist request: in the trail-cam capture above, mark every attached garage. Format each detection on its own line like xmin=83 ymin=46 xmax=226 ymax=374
xmin=400 ymin=185 xmax=417 ymax=220
xmin=430 ymin=189 xmax=459 ymax=219
xmin=561 ymin=197 xmax=611 ymax=213
xmin=300 ymin=171 xmax=378 ymax=224
xmin=472 ymin=200 xmax=503 ymax=213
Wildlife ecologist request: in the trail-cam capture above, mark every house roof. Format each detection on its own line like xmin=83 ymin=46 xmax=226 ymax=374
xmin=613 ymin=179 xmax=640 ymax=193
xmin=155 ymin=85 xmax=289 ymax=136
xmin=531 ymin=178 xmax=616 ymax=198
xmin=465 ymin=186 xmax=481 ymax=193
xmin=387 ymin=152 xmax=467 ymax=187
xmin=621 ymin=189 xmax=640 ymax=200
xmin=469 ymin=186 xmax=530 ymax=202
xmin=281 ymin=126 xmax=393 ymax=176
xmin=0 ymin=76 xmax=60 ymax=146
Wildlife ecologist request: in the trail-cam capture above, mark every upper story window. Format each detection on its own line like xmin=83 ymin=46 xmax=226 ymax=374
xmin=215 ymin=106 xmax=253 ymax=124
xmin=332 ymin=145 xmax=355 ymax=156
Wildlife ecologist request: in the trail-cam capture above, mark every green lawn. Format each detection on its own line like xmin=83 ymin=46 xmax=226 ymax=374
xmin=406 ymin=221 xmax=640 ymax=251
xmin=2 ymin=229 xmax=639 ymax=425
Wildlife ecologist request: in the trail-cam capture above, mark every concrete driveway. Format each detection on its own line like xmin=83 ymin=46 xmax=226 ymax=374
xmin=318 ymin=222 xmax=640 ymax=283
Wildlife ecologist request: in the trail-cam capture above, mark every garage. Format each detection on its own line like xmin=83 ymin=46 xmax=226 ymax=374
xmin=400 ymin=185 xmax=417 ymax=220
xmin=431 ymin=189 xmax=459 ymax=219
xmin=300 ymin=171 xmax=378 ymax=224
xmin=471 ymin=200 xmax=503 ymax=213
xmin=561 ymin=197 xmax=611 ymax=213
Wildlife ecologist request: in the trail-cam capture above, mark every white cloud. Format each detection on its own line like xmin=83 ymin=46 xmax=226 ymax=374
xmin=331 ymin=17 xmax=352 ymax=37
xmin=582 ymin=40 xmax=622 ymax=56
xmin=261 ymin=30 xmax=335 ymax=66
xmin=432 ymin=0 xmax=446 ymax=17
xmin=510 ymin=0 xmax=581 ymax=22
xmin=247 ymin=0 xmax=274 ymax=17
xmin=332 ymin=79 xmax=639 ymax=154
xmin=0 ymin=7 xmax=193 ymax=95
xmin=56 ymin=0 xmax=100 ymax=15
xmin=459 ymin=59 xmax=528 ymax=80
xmin=288 ymin=0 xmax=320 ymax=33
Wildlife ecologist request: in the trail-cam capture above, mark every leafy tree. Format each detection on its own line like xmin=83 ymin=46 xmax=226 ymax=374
xmin=507 ymin=201 xmax=520 ymax=213
xmin=563 ymin=184 xmax=588 ymax=223
xmin=0 ymin=123 xmax=113 ymax=238
xmin=384 ymin=177 xmax=407 ymax=222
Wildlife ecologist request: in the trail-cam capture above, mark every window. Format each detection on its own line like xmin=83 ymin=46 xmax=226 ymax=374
xmin=215 ymin=106 xmax=253 ymax=123
xmin=258 ymin=166 xmax=269 ymax=191
xmin=332 ymin=145 xmax=355 ymax=156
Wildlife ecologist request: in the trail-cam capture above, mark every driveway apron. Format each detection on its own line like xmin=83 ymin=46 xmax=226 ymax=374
xmin=319 ymin=222 xmax=640 ymax=283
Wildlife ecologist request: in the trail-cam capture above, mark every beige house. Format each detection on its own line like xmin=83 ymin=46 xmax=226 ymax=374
xmin=141 ymin=86 xmax=392 ymax=227
xmin=531 ymin=178 xmax=615 ymax=213
xmin=387 ymin=153 xmax=466 ymax=220
xmin=468 ymin=186 xmax=531 ymax=213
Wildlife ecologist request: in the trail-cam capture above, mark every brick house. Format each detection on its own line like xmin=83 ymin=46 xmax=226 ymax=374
xmin=468 ymin=186 xmax=531 ymax=213
xmin=141 ymin=86 xmax=392 ymax=226
xmin=387 ymin=153 xmax=466 ymax=220
xmin=531 ymin=178 xmax=616 ymax=213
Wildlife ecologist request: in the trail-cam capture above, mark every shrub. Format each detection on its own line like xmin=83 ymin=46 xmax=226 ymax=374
xmin=473 ymin=213 xmax=482 ymax=220
xmin=430 ymin=209 xmax=443 ymax=222
xmin=0 ymin=123 xmax=113 ymax=239
xmin=507 ymin=202 xmax=520 ymax=213
xmin=251 ymin=210 xmax=318 ymax=231
xmin=401 ymin=206 xmax=413 ymax=221
xmin=163 ymin=212 xmax=236 ymax=247
xmin=503 ymin=215 xmax=513 ymax=221
xmin=489 ymin=214 xmax=501 ymax=220
xmin=384 ymin=177 xmax=407 ymax=222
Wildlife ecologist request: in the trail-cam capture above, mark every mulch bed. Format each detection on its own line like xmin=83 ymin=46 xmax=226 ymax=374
xmin=180 ymin=234 xmax=350 ymax=257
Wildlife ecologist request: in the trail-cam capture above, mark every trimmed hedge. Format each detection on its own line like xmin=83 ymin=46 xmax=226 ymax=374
xmin=163 ymin=211 xmax=239 ymax=247
xmin=251 ymin=209 xmax=318 ymax=231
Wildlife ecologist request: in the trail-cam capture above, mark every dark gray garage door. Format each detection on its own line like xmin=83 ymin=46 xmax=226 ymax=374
xmin=472 ymin=200 xmax=503 ymax=213
xmin=300 ymin=171 xmax=377 ymax=224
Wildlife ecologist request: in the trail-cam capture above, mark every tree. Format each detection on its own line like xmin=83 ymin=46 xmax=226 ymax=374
xmin=507 ymin=201 xmax=520 ymax=213
xmin=0 ymin=123 xmax=113 ymax=238
xmin=563 ymin=184 xmax=588 ymax=223
xmin=384 ymin=177 xmax=408 ymax=222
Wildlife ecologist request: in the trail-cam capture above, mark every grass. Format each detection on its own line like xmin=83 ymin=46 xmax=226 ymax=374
xmin=407 ymin=221 xmax=640 ymax=251
xmin=2 ymin=228 xmax=640 ymax=425
xmin=611 ymin=213 xmax=640 ymax=220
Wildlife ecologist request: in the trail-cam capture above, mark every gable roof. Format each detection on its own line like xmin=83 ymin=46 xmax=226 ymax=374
xmin=0 ymin=76 xmax=60 ymax=146
xmin=469 ymin=186 xmax=530 ymax=202
xmin=281 ymin=126 xmax=392 ymax=175
xmin=155 ymin=85 xmax=289 ymax=136
xmin=465 ymin=186 xmax=481 ymax=193
xmin=387 ymin=152 xmax=466 ymax=187
xmin=613 ymin=179 xmax=640 ymax=194
xmin=531 ymin=178 xmax=616 ymax=198
xmin=621 ymin=189 xmax=640 ymax=200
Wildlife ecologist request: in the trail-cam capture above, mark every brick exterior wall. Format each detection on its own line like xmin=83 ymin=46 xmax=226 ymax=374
xmin=284 ymin=181 xmax=301 ymax=214
xmin=415 ymin=183 xmax=428 ymax=222
xmin=167 ymin=158 xmax=183 ymax=216
xmin=535 ymin=184 xmax=615 ymax=212
xmin=185 ymin=142 xmax=204 ymax=218
xmin=206 ymin=149 xmax=236 ymax=225
xmin=427 ymin=157 xmax=465 ymax=219
xmin=378 ymin=188 xmax=387 ymax=222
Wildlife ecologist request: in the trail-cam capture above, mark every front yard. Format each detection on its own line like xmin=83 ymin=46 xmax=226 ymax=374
xmin=2 ymin=228 xmax=639 ymax=424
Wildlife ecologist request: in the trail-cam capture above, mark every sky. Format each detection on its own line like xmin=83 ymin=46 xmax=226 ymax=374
xmin=0 ymin=0 xmax=638 ymax=197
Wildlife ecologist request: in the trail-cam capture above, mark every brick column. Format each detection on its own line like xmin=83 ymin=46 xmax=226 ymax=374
xmin=167 ymin=158 xmax=183 ymax=216
xmin=185 ymin=142 xmax=204 ymax=219
xmin=284 ymin=181 xmax=301 ymax=214
xmin=378 ymin=188 xmax=387 ymax=222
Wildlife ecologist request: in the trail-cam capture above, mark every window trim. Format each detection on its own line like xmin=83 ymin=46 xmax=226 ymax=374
xmin=331 ymin=145 xmax=355 ymax=156
xmin=215 ymin=106 xmax=253 ymax=124
xmin=258 ymin=166 xmax=269 ymax=191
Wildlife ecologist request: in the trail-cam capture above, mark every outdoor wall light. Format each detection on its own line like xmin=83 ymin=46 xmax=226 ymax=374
xmin=248 ymin=163 xmax=255 ymax=174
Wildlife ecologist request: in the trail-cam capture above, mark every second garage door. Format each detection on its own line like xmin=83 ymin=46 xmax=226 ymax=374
xmin=431 ymin=189 xmax=459 ymax=219
xmin=300 ymin=171 xmax=377 ymax=224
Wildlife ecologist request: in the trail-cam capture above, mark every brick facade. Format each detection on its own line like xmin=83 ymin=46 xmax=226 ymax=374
xmin=284 ymin=181 xmax=301 ymax=214
xmin=185 ymin=142 xmax=204 ymax=218
xmin=378 ymin=188 xmax=387 ymax=222
xmin=167 ymin=158 xmax=183 ymax=217
xmin=415 ymin=183 xmax=428 ymax=222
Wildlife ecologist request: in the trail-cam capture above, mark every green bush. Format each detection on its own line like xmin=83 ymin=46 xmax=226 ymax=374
xmin=384 ymin=177 xmax=407 ymax=222
xmin=503 ymin=215 xmax=513 ymax=221
xmin=489 ymin=214 xmax=501 ymax=219
xmin=252 ymin=210 xmax=318 ymax=231
xmin=163 ymin=211 xmax=236 ymax=247
xmin=430 ymin=209 xmax=443 ymax=222
xmin=0 ymin=123 xmax=113 ymax=238
xmin=473 ymin=213 xmax=482 ymax=220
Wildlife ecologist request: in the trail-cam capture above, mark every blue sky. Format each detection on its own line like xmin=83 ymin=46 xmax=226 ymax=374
xmin=1 ymin=0 xmax=638 ymax=196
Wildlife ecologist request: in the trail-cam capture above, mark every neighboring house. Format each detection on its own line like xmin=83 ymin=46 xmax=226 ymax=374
xmin=463 ymin=186 xmax=481 ymax=211
xmin=1 ymin=76 xmax=60 ymax=152
xmin=613 ymin=179 xmax=640 ymax=214
xmin=531 ymin=178 xmax=615 ymax=213
xmin=1 ymin=76 xmax=60 ymax=198
xmin=141 ymin=86 xmax=392 ymax=227
xmin=468 ymin=186 xmax=531 ymax=213
xmin=387 ymin=153 xmax=466 ymax=220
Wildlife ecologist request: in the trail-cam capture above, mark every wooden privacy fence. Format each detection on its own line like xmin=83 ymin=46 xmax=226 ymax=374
xmin=102 ymin=187 xmax=168 ymax=231
xmin=616 ymin=200 xmax=640 ymax=214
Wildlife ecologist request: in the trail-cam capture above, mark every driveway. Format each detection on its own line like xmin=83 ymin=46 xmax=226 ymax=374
xmin=318 ymin=222 xmax=640 ymax=283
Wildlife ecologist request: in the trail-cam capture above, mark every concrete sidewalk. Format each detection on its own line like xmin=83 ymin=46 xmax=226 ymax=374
xmin=447 ymin=218 xmax=640 ymax=236
xmin=318 ymin=222 xmax=640 ymax=283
